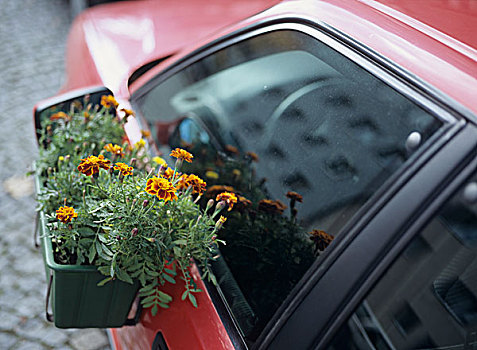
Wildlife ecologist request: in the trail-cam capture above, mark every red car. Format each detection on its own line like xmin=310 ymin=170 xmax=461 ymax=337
xmin=35 ymin=0 xmax=477 ymax=349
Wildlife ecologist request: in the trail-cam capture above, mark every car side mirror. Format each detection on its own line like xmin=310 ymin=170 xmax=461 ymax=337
xmin=33 ymin=86 xmax=114 ymax=143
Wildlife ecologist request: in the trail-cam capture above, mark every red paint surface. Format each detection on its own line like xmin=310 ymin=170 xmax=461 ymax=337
xmin=109 ymin=264 xmax=234 ymax=350
xmin=61 ymin=0 xmax=280 ymax=98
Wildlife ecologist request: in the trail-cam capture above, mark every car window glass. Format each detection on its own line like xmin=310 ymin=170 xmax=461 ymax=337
xmin=135 ymin=30 xmax=443 ymax=343
xmin=328 ymin=173 xmax=477 ymax=350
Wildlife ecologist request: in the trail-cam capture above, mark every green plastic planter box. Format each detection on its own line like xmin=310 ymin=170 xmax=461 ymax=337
xmin=38 ymin=211 xmax=139 ymax=329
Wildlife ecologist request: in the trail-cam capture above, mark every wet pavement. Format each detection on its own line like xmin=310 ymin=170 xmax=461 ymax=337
xmin=0 ymin=1 xmax=110 ymax=349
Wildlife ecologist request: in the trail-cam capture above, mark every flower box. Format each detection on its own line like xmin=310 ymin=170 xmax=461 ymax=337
xmin=36 ymin=176 xmax=139 ymax=328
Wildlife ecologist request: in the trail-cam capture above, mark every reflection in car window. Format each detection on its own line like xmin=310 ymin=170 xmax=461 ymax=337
xmin=135 ymin=30 xmax=443 ymax=343
xmin=328 ymin=173 xmax=477 ymax=350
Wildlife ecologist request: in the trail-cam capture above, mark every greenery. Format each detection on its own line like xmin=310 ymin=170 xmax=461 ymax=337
xmin=36 ymin=96 xmax=231 ymax=314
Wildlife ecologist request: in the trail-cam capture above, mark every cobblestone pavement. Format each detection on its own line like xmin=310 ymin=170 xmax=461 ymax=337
xmin=0 ymin=1 xmax=111 ymax=349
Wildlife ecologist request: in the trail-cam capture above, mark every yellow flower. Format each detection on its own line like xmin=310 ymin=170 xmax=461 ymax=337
xmin=58 ymin=156 xmax=65 ymax=162
xmin=114 ymin=162 xmax=133 ymax=176
xmin=152 ymin=156 xmax=166 ymax=165
xmin=77 ymin=155 xmax=111 ymax=176
xmin=205 ymin=171 xmax=219 ymax=179
xmin=141 ymin=129 xmax=151 ymax=138
xmin=145 ymin=177 xmax=178 ymax=203
xmin=104 ymin=143 xmax=124 ymax=157
xmin=56 ymin=206 xmax=78 ymax=223
xmin=216 ymin=192 xmax=237 ymax=211
xmin=135 ymin=139 xmax=146 ymax=149
xmin=176 ymin=174 xmax=191 ymax=191
xmin=232 ymin=169 xmax=241 ymax=177
xmin=100 ymin=95 xmax=119 ymax=109
xmin=170 ymin=148 xmax=193 ymax=163
xmin=120 ymin=108 xmax=135 ymax=118
xmin=215 ymin=215 xmax=227 ymax=229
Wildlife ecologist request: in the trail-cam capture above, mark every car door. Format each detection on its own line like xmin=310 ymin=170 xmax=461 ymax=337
xmin=121 ymin=20 xmax=472 ymax=349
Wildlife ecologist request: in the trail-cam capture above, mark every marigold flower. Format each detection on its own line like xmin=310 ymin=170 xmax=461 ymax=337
xmin=141 ymin=129 xmax=151 ymax=138
xmin=205 ymin=170 xmax=219 ymax=179
xmin=170 ymin=148 xmax=193 ymax=163
xmin=225 ymin=145 xmax=239 ymax=155
xmin=176 ymin=174 xmax=191 ymax=190
xmin=77 ymin=155 xmax=111 ymax=176
xmin=309 ymin=230 xmax=334 ymax=251
xmin=258 ymin=199 xmax=287 ymax=215
xmin=216 ymin=192 xmax=237 ymax=211
xmin=207 ymin=185 xmax=235 ymax=198
xmin=50 ymin=111 xmax=70 ymax=121
xmin=104 ymin=143 xmax=124 ymax=157
xmin=187 ymin=174 xmax=207 ymax=195
xmin=236 ymin=195 xmax=252 ymax=211
xmin=152 ymin=156 xmax=166 ymax=165
xmin=101 ymin=95 xmax=119 ymax=109
xmin=120 ymin=108 xmax=135 ymax=118
xmin=114 ymin=162 xmax=133 ymax=176
xmin=162 ymin=167 xmax=175 ymax=180
xmin=145 ymin=177 xmax=178 ymax=203
xmin=246 ymin=151 xmax=259 ymax=162
xmin=56 ymin=206 xmax=78 ymax=223
xmin=135 ymin=139 xmax=146 ymax=149
xmin=286 ymin=191 xmax=303 ymax=202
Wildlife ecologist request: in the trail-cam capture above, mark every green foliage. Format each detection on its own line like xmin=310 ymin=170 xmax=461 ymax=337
xmin=36 ymin=97 xmax=225 ymax=312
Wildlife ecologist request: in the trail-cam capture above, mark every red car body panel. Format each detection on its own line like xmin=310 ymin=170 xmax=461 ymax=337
xmin=50 ymin=1 xmax=477 ymax=349
xmin=61 ymin=0 xmax=280 ymax=98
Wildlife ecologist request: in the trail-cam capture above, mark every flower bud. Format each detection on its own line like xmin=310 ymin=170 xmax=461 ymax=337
xmin=215 ymin=215 xmax=227 ymax=230
xmin=142 ymin=199 xmax=149 ymax=207
xmin=205 ymin=199 xmax=214 ymax=213
xmin=147 ymin=237 xmax=156 ymax=243
xmin=130 ymin=158 xmax=137 ymax=166
xmin=65 ymin=155 xmax=70 ymax=162
xmin=216 ymin=201 xmax=226 ymax=212
xmin=158 ymin=164 xmax=166 ymax=176
xmin=131 ymin=228 xmax=138 ymax=237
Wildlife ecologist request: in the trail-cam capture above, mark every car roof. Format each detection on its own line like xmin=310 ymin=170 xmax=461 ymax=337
xmin=79 ymin=0 xmax=477 ymax=117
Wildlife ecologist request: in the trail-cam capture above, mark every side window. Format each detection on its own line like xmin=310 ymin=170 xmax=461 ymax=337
xmin=328 ymin=173 xmax=477 ymax=349
xmin=135 ymin=30 xmax=443 ymax=342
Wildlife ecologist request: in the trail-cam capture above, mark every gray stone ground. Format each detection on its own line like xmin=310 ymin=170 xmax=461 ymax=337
xmin=0 ymin=1 xmax=111 ymax=349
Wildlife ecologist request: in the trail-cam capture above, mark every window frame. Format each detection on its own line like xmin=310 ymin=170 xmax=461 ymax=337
xmin=129 ymin=17 xmax=474 ymax=349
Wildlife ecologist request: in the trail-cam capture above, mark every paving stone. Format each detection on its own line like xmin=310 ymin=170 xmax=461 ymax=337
xmin=0 ymin=310 xmax=22 ymax=331
xmin=12 ymin=339 xmax=46 ymax=350
xmin=38 ymin=326 xmax=70 ymax=347
xmin=0 ymin=331 xmax=18 ymax=349
xmin=70 ymin=329 xmax=110 ymax=350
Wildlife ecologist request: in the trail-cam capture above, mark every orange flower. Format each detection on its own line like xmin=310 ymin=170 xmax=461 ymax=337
xmin=207 ymin=185 xmax=235 ymax=198
xmin=286 ymin=191 xmax=303 ymax=202
xmin=225 ymin=145 xmax=239 ymax=155
xmin=246 ymin=151 xmax=259 ymax=162
xmin=77 ymin=155 xmax=111 ymax=176
xmin=162 ymin=167 xmax=175 ymax=180
xmin=50 ymin=111 xmax=70 ymax=121
xmin=170 ymin=148 xmax=193 ymax=163
xmin=309 ymin=230 xmax=334 ymax=251
xmin=145 ymin=177 xmax=178 ymax=203
xmin=104 ymin=143 xmax=124 ymax=157
xmin=101 ymin=95 xmax=119 ymax=109
xmin=176 ymin=174 xmax=191 ymax=190
xmin=114 ymin=162 xmax=133 ymax=176
xmin=236 ymin=195 xmax=252 ymax=211
xmin=187 ymin=174 xmax=207 ymax=195
xmin=258 ymin=199 xmax=287 ymax=215
xmin=216 ymin=192 xmax=237 ymax=211
xmin=56 ymin=206 xmax=78 ymax=223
